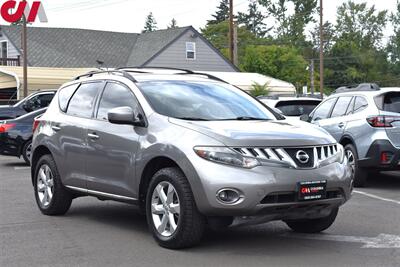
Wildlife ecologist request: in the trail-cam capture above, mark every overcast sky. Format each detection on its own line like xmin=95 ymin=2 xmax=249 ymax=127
xmin=1 ymin=0 xmax=397 ymax=36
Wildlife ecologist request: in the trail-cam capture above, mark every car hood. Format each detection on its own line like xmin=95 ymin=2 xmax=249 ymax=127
xmin=169 ymin=118 xmax=335 ymax=147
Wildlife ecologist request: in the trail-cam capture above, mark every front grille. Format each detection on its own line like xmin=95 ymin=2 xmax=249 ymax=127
xmin=233 ymin=144 xmax=340 ymax=169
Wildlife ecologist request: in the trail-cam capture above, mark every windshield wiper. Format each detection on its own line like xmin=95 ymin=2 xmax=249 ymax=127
xmin=175 ymin=117 xmax=210 ymax=121
xmin=225 ymin=116 xmax=271 ymax=121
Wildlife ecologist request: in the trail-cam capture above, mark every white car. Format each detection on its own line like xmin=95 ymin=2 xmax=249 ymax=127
xmin=258 ymin=96 xmax=322 ymax=119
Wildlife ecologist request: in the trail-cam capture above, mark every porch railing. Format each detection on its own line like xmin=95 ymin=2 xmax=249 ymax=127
xmin=0 ymin=56 xmax=21 ymax=66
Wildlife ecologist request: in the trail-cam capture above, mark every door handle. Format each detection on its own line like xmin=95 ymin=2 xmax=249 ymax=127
xmin=51 ymin=125 xmax=61 ymax=132
xmin=338 ymin=122 xmax=345 ymax=128
xmin=88 ymin=133 xmax=100 ymax=140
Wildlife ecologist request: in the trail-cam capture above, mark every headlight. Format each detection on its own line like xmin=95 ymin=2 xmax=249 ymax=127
xmin=194 ymin=146 xmax=259 ymax=169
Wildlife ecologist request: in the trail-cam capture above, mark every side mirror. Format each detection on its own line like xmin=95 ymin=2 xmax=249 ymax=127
xmin=300 ymin=114 xmax=311 ymax=122
xmin=108 ymin=107 xmax=146 ymax=127
xmin=272 ymin=107 xmax=284 ymax=116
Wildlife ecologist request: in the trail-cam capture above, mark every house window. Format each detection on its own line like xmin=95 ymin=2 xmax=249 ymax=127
xmin=186 ymin=42 xmax=196 ymax=60
xmin=0 ymin=41 xmax=8 ymax=59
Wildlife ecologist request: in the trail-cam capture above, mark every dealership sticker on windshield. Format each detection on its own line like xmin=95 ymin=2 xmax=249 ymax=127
xmin=298 ymin=180 xmax=327 ymax=201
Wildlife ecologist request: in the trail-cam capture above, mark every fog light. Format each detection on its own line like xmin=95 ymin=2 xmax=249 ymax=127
xmin=380 ymin=152 xmax=394 ymax=164
xmin=216 ymin=189 xmax=242 ymax=204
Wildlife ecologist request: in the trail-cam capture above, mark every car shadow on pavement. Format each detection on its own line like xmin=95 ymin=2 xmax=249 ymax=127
xmin=3 ymin=161 xmax=29 ymax=167
xmin=367 ymin=171 xmax=400 ymax=189
xmin=66 ymin=202 xmax=148 ymax=232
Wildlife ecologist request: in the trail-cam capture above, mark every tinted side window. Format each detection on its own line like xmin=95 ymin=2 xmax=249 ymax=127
xmin=346 ymin=96 xmax=355 ymax=115
xmin=67 ymin=83 xmax=102 ymax=118
xmin=37 ymin=94 xmax=55 ymax=108
xmin=383 ymin=92 xmax=400 ymax=113
xmin=96 ymin=82 xmax=139 ymax=121
xmin=59 ymin=84 xmax=80 ymax=112
xmin=331 ymin=96 xmax=352 ymax=118
xmin=354 ymin=97 xmax=368 ymax=114
xmin=312 ymin=98 xmax=337 ymax=121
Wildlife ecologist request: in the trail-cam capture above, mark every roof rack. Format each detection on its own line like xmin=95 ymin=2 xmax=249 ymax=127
xmin=117 ymin=66 xmax=195 ymax=74
xmin=333 ymin=83 xmax=380 ymax=94
xmin=118 ymin=66 xmax=228 ymax=84
xmin=74 ymin=70 xmax=137 ymax=83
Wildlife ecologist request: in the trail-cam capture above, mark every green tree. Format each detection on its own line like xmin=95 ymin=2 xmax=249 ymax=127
xmin=142 ymin=12 xmax=158 ymax=33
xmin=388 ymin=0 xmax=400 ymax=76
xmin=241 ymin=45 xmax=308 ymax=89
xmin=168 ymin=18 xmax=178 ymax=29
xmin=259 ymin=0 xmax=317 ymax=46
xmin=237 ymin=0 xmax=269 ymax=37
xmin=249 ymin=82 xmax=270 ymax=97
xmin=201 ymin=21 xmax=258 ymax=60
xmin=335 ymin=1 xmax=387 ymax=49
xmin=207 ymin=0 xmax=230 ymax=25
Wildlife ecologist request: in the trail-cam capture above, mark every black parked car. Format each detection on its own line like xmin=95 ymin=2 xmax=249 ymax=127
xmin=0 ymin=108 xmax=47 ymax=165
xmin=0 ymin=90 xmax=55 ymax=120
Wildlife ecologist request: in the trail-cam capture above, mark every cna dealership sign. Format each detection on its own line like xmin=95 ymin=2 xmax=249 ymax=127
xmin=1 ymin=0 xmax=47 ymax=23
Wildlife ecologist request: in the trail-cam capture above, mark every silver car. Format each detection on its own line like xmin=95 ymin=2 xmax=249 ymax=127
xmin=302 ymin=84 xmax=400 ymax=187
xmin=31 ymin=69 xmax=352 ymax=249
xmin=258 ymin=96 xmax=322 ymax=119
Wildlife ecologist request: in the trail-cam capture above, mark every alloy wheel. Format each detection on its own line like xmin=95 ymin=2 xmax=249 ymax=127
xmin=36 ymin=164 xmax=54 ymax=208
xmin=151 ymin=181 xmax=181 ymax=237
xmin=346 ymin=149 xmax=356 ymax=179
xmin=25 ymin=143 xmax=32 ymax=162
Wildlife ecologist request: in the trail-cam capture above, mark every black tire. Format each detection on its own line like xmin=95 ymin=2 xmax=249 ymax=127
xmin=285 ymin=208 xmax=339 ymax=233
xmin=34 ymin=154 xmax=72 ymax=216
xmin=22 ymin=140 xmax=32 ymax=165
xmin=146 ymin=167 xmax=206 ymax=249
xmin=345 ymin=144 xmax=367 ymax=187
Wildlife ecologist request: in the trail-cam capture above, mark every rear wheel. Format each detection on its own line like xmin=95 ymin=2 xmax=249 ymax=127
xmin=22 ymin=140 xmax=32 ymax=165
xmin=285 ymin=208 xmax=339 ymax=233
xmin=345 ymin=144 xmax=367 ymax=187
xmin=146 ymin=167 xmax=205 ymax=249
xmin=34 ymin=154 xmax=72 ymax=215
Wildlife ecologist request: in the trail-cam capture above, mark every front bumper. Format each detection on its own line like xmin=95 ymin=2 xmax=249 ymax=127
xmin=358 ymin=140 xmax=400 ymax=170
xmin=191 ymin=156 xmax=352 ymax=218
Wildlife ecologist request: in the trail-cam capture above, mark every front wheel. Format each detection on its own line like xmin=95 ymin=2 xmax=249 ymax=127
xmin=285 ymin=207 xmax=339 ymax=233
xmin=146 ymin=167 xmax=205 ymax=249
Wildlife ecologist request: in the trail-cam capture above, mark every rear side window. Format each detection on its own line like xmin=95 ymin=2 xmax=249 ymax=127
xmin=353 ymin=96 xmax=368 ymax=114
xmin=331 ymin=96 xmax=352 ymax=118
xmin=312 ymin=98 xmax=337 ymax=121
xmin=67 ymin=82 xmax=103 ymax=118
xmin=96 ymin=82 xmax=140 ymax=121
xmin=59 ymin=84 xmax=80 ymax=112
xmin=383 ymin=92 xmax=400 ymax=113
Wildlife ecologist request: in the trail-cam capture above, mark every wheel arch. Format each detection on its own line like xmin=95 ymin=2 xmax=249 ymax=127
xmin=340 ymin=135 xmax=359 ymax=158
xmin=31 ymin=145 xmax=53 ymax=185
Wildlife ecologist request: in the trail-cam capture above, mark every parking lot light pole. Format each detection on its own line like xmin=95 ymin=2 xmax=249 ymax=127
xmin=22 ymin=0 xmax=28 ymax=98
xmin=319 ymin=0 xmax=324 ymax=98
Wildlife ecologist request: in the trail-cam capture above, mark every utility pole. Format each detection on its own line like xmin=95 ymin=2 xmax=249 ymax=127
xmin=233 ymin=22 xmax=238 ymax=66
xmin=22 ymin=0 xmax=28 ymax=98
xmin=229 ymin=0 xmax=234 ymax=64
xmin=319 ymin=0 xmax=324 ymax=98
xmin=310 ymin=59 xmax=315 ymax=95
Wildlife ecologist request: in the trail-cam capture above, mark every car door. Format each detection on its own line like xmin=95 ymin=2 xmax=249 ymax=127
xmin=52 ymin=82 xmax=104 ymax=189
xmin=85 ymin=81 xmax=142 ymax=199
xmin=310 ymin=97 xmax=338 ymax=133
xmin=319 ymin=96 xmax=353 ymax=141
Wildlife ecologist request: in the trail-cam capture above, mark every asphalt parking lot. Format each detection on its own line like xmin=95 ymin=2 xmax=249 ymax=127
xmin=0 ymin=155 xmax=399 ymax=267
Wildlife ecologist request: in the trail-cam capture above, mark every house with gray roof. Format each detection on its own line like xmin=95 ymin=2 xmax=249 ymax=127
xmin=0 ymin=25 xmax=238 ymax=72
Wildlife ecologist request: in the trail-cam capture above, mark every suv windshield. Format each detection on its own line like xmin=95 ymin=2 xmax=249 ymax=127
xmin=138 ymin=80 xmax=275 ymax=121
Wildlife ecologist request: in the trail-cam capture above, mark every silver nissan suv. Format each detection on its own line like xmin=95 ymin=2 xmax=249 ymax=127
xmin=31 ymin=68 xmax=352 ymax=249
